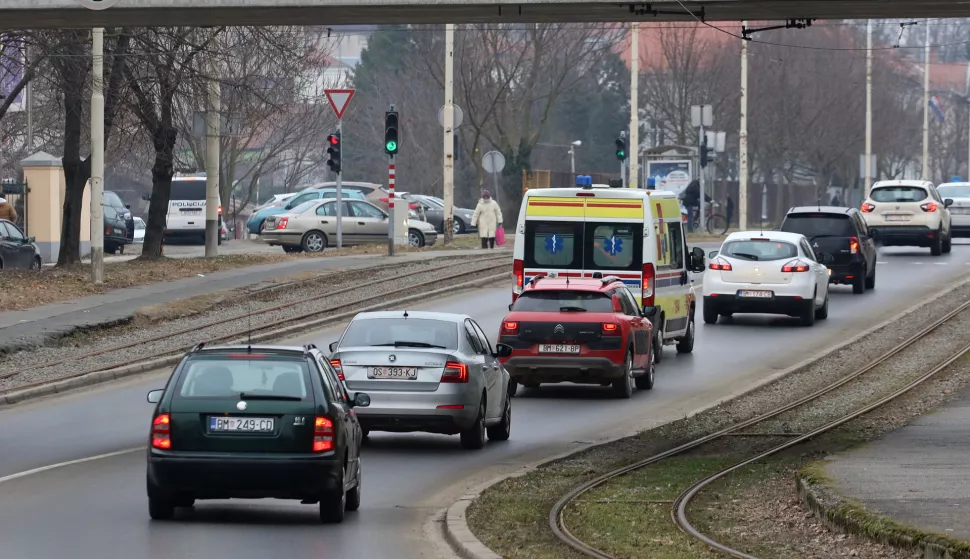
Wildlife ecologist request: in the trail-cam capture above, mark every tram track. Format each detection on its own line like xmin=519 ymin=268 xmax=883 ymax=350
xmin=0 ymin=254 xmax=509 ymax=398
xmin=548 ymin=297 xmax=970 ymax=559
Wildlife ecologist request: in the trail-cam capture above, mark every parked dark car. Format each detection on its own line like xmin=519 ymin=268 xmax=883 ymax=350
xmin=103 ymin=190 xmax=134 ymax=254
xmin=408 ymin=194 xmax=477 ymax=235
xmin=0 ymin=219 xmax=41 ymax=269
xmin=780 ymin=206 xmax=878 ymax=294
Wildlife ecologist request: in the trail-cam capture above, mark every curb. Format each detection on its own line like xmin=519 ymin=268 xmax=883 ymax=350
xmin=796 ymin=470 xmax=970 ymax=559
xmin=438 ymin=273 xmax=970 ymax=559
xmin=0 ymin=273 xmax=509 ymax=408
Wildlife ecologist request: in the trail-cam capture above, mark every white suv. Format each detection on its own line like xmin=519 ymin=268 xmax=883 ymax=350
xmin=861 ymin=180 xmax=952 ymax=255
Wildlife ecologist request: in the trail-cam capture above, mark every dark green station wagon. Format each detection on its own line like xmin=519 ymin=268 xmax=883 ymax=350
xmin=145 ymin=343 xmax=371 ymax=523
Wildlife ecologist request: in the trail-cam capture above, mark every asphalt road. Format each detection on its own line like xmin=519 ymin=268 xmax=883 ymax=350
xmin=3 ymin=242 xmax=970 ymax=559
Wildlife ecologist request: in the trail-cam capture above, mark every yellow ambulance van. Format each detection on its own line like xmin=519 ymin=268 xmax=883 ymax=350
xmin=511 ymin=184 xmax=706 ymax=356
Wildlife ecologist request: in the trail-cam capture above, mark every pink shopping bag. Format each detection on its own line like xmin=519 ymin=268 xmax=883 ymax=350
xmin=495 ymin=227 xmax=506 ymax=246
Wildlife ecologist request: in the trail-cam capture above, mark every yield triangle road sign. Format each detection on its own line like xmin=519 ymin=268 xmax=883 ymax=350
xmin=325 ymin=89 xmax=355 ymax=120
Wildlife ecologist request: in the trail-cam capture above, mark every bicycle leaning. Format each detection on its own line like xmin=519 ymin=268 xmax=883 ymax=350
xmin=689 ymin=201 xmax=730 ymax=235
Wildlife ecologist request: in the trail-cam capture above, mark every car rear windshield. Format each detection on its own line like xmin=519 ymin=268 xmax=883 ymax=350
xmin=937 ymin=185 xmax=970 ymax=198
xmin=513 ymin=290 xmax=613 ymax=312
xmin=176 ymin=354 xmax=311 ymax=400
xmin=781 ymin=214 xmax=854 ymax=238
xmin=721 ymin=240 xmax=798 ymax=261
xmin=170 ymin=180 xmax=207 ymax=201
xmin=339 ymin=318 xmax=459 ymax=350
xmin=870 ymin=186 xmax=928 ymax=203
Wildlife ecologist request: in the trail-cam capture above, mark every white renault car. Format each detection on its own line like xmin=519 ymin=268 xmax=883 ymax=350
xmin=935 ymin=181 xmax=970 ymax=238
xmin=703 ymin=231 xmax=833 ymax=327
xmin=861 ymin=179 xmax=952 ymax=255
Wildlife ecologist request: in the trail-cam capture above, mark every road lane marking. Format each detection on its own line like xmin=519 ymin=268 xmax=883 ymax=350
xmin=0 ymin=447 xmax=143 ymax=485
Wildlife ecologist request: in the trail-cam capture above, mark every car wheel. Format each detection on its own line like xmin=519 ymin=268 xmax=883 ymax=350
xmin=852 ymin=267 xmax=866 ymax=294
xmin=148 ymin=497 xmax=175 ymax=520
xmin=523 ymin=383 xmax=540 ymax=389
xmin=283 ymin=245 xmax=303 ymax=254
xmin=507 ymin=378 xmax=518 ymax=397
xmin=865 ymin=265 xmax=876 ymax=290
xmin=319 ymin=465 xmax=347 ymax=523
xmin=345 ymin=458 xmax=362 ymax=512
xmin=943 ymin=233 xmax=952 ymax=253
xmin=118 ymin=244 xmax=125 ymax=255
xmin=815 ymin=293 xmax=829 ymax=320
xmin=799 ymin=297 xmax=817 ymax=327
xmin=453 ymin=219 xmax=465 ymax=235
xmin=635 ymin=343 xmax=656 ymax=390
xmin=459 ymin=398 xmax=487 ymax=450
xmin=31 ymin=257 xmax=41 ymax=270
xmin=703 ymin=302 xmax=718 ymax=324
xmin=408 ymin=228 xmax=425 ymax=248
xmin=486 ymin=393 xmax=511 ymax=441
xmin=676 ymin=313 xmax=695 ymax=354
xmin=931 ymin=229 xmax=943 ymax=256
xmin=653 ymin=321 xmax=663 ymax=363
xmin=613 ymin=350 xmax=634 ymax=398
xmin=302 ymin=230 xmax=327 ymax=253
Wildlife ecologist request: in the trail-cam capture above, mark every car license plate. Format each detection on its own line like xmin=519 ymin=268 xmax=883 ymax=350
xmin=951 ymin=207 xmax=970 ymax=215
xmin=738 ymin=290 xmax=772 ymax=298
xmin=884 ymin=214 xmax=910 ymax=222
xmin=369 ymin=366 xmax=418 ymax=379
xmin=209 ymin=417 xmax=275 ymax=432
xmin=539 ymin=344 xmax=581 ymax=353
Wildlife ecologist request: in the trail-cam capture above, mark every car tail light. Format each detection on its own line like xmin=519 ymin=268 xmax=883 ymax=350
xmin=436 ymin=405 xmax=465 ymax=410
xmin=513 ymin=259 xmax=524 ymax=291
xmin=105 ymin=225 xmax=111 ymax=235
xmin=218 ymin=205 xmax=223 ymax=216
xmin=602 ymin=323 xmax=620 ymax=335
xmin=920 ymin=202 xmax=938 ymax=212
xmin=576 ymin=192 xmax=596 ymax=197
xmin=329 ymin=359 xmax=344 ymax=381
xmin=441 ymin=361 xmax=468 ymax=383
xmin=782 ymin=259 xmax=811 ymax=273
xmin=501 ymin=321 xmax=518 ymax=335
xmin=862 ymin=203 xmax=876 ymax=213
xmin=849 ymin=236 xmax=859 ymax=254
xmin=709 ymin=257 xmax=732 ymax=271
xmin=151 ymin=413 xmax=171 ymax=450
xmin=642 ymin=263 xmax=655 ymax=307
xmin=313 ymin=417 xmax=334 ymax=452
xmin=277 ymin=217 xmax=289 ymax=230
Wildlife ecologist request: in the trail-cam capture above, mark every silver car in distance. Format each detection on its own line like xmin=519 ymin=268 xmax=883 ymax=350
xmin=328 ymin=310 xmax=513 ymax=450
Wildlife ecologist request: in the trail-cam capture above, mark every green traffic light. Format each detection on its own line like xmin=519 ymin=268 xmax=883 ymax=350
xmin=386 ymin=141 xmax=398 ymax=152
xmin=617 ymin=150 xmax=625 ymax=158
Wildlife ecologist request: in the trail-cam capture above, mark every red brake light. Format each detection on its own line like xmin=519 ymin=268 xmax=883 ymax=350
xmin=861 ymin=203 xmax=875 ymax=213
xmin=642 ymin=263 xmax=655 ymax=306
xmin=330 ymin=359 xmax=344 ymax=381
xmin=920 ymin=202 xmax=938 ymax=212
xmin=151 ymin=413 xmax=171 ymax=450
xmin=441 ymin=361 xmax=469 ymax=383
xmin=218 ymin=205 xmax=223 ymax=216
xmin=709 ymin=257 xmax=732 ymax=271
xmin=602 ymin=323 xmax=620 ymax=335
xmin=782 ymin=259 xmax=811 ymax=273
xmin=501 ymin=321 xmax=519 ymax=335
xmin=513 ymin=259 xmax=524 ymax=291
xmin=226 ymin=353 xmax=267 ymax=359
xmin=576 ymin=192 xmax=596 ymax=197
xmin=849 ymin=236 xmax=859 ymax=254
xmin=277 ymin=217 xmax=289 ymax=229
xmin=313 ymin=416 xmax=334 ymax=452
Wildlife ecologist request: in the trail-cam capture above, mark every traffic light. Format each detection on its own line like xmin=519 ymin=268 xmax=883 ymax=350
xmin=384 ymin=111 xmax=399 ymax=155
xmin=699 ymin=133 xmax=709 ymax=168
xmin=615 ymin=137 xmax=627 ymax=161
xmin=326 ymin=133 xmax=341 ymax=174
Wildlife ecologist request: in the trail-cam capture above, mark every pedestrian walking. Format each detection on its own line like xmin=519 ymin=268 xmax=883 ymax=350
xmin=0 ymin=197 xmax=19 ymax=223
xmin=471 ymin=190 xmax=503 ymax=249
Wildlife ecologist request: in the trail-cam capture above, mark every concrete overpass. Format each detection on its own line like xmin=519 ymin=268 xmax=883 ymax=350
xmin=6 ymin=0 xmax=970 ymax=28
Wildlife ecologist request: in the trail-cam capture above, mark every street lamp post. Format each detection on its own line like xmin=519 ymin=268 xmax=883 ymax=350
xmin=569 ymin=140 xmax=581 ymax=174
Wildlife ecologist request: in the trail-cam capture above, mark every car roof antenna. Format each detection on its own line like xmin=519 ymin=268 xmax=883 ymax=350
xmin=247 ymin=295 xmax=253 ymax=348
xmin=403 ymin=310 xmax=409 ymax=319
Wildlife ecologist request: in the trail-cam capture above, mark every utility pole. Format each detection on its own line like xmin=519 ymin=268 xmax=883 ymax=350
xmin=90 ymin=28 xmax=104 ymax=284
xmin=865 ymin=19 xmax=873 ymax=198
xmin=739 ymin=24 xmax=749 ymax=230
xmin=443 ymin=23 xmax=455 ymax=245
xmin=205 ymin=59 xmax=220 ymax=257
xmin=629 ymin=22 xmax=639 ymax=188
xmin=922 ymin=18 xmax=931 ymax=180
xmin=692 ymin=104 xmax=712 ymax=233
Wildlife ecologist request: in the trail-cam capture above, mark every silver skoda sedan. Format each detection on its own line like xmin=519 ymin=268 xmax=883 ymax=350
xmin=327 ymin=311 xmax=513 ymax=450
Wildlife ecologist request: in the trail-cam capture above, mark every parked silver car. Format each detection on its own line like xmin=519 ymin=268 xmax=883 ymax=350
xmin=327 ymin=311 xmax=513 ymax=450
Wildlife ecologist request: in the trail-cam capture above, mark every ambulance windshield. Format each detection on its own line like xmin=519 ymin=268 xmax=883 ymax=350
xmin=524 ymin=221 xmax=642 ymax=272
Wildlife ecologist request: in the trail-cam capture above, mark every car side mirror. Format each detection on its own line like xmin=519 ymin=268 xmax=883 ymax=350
xmin=351 ymin=392 xmax=371 ymax=408
xmin=328 ymin=341 xmax=339 ymax=353
xmin=690 ymin=246 xmax=706 ymax=272
xmin=508 ymin=303 xmax=514 ymax=311
xmin=641 ymin=306 xmax=658 ymax=318
xmin=945 ymin=198 xmax=954 ymax=207
xmin=25 ymin=236 xmax=35 ymax=244
xmin=708 ymin=250 xmax=719 ymax=259
xmin=147 ymin=389 xmax=163 ymax=404
xmin=611 ymin=295 xmax=623 ymax=312
xmin=493 ymin=343 xmax=513 ymax=358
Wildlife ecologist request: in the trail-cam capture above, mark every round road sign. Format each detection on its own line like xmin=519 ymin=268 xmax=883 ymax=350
xmin=482 ymin=151 xmax=506 ymax=174
xmin=437 ymin=105 xmax=463 ymax=129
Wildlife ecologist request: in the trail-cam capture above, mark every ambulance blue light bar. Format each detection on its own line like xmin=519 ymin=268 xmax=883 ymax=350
xmin=575 ymin=175 xmax=593 ymax=189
